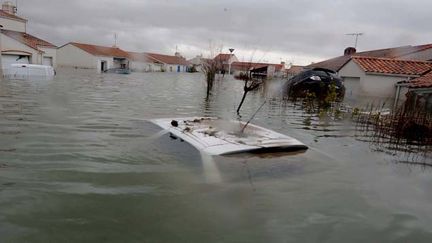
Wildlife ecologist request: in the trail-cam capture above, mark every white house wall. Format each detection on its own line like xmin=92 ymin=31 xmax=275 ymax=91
xmin=39 ymin=47 xmax=57 ymax=68
xmin=0 ymin=18 xmax=26 ymax=32
xmin=339 ymin=60 xmax=410 ymax=105
xmin=1 ymin=33 xmax=40 ymax=63
xmin=164 ymin=64 xmax=187 ymax=72
xmin=130 ymin=61 xmax=161 ymax=72
xmin=57 ymin=44 xmax=97 ymax=69
xmin=96 ymin=56 xmax=114 ymax=72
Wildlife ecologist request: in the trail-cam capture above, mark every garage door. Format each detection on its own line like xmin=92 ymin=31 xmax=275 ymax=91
xmin=43 ymin=57 xmax=53 ymax=66
xmin=2 ymin=54 xmax=30 ymax=69
xmin=343 ymin=77 xmax=361 ymax=104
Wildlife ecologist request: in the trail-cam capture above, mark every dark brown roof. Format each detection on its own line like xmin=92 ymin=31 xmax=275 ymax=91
xmin=407 ymin=71 xmax=432 ymax=88
xmin=352 ymin=56 xmax=432 ymax=76
xmin=1 ymin=29 xmax=56 ymax=51
xmin=145 ymin=53 xmax=190 ymax=65
xmin=0 ymin=10 xmax=27 ymax=22
xmin=70 ymin=42 xmax=129 ymax=58
xmin=308 ymin=55 xmax=351 ymax=72
xmin=308 ymin=44 xmax=432 ymax=71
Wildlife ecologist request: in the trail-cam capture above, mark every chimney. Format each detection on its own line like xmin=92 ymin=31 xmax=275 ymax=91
xmin=2 ymin=1 xmax=17 ymax=15
xmin=344 ymin=47 xmax=357 ymax=56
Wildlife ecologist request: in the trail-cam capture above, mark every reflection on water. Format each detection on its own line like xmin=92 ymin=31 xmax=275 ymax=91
xmin=200 ymin=151 xmax=222 ymax=183
xmin=1 ymin=69 xmax=432 ymax=242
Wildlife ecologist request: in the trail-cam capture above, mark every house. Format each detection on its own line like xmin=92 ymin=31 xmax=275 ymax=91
xmin=227 ymin=61 xmax=286 ymax=78
xmin=145 ymin=52 xmax=190 ymax=72
xmin=395 ymin=71 xmax=432 ymax=109
xmin=0 ymin=1 xmax=57 ymax=69
xmin=338 ymin=56 xmax=432 ymax=105
xmin=308 ymin=44 xmax=432 ymax=72
xmin=127 ymin=51 xmax=162 ymax=72
xmin=188 ymin=55 xmax=211 ymax=72
xmin=57 ymin=42 xmax=130 ymax=72
xmin=214 ymin=53 xmax=238 ymax=74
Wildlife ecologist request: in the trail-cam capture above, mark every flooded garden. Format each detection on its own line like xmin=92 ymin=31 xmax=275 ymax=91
xmin=0 ymin=70 xmax=431 ymax=242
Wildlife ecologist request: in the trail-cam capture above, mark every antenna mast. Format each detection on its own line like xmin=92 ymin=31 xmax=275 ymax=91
xmin=346 ymin=33 xmax=364 ymax=48
xmin=113 ymin=33 xmax=117 ymax=47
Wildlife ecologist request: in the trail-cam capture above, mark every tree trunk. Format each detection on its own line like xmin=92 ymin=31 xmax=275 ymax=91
xmin=237 ymin=90 xmax=248 ymax=114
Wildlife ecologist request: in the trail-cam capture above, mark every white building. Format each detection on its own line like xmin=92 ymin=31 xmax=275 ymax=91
xmin=127 ymin=51 xmax=162 ymax=72
xmin=57 ymin=42 xmax=130 ymax=72
xmin=145 ymin=52 xmax=190 ymax=72
xmin=0 ymin=1 xmax=57 ymax=69
xmin=188 ymin=55 xmax=210 ymax=72
xmin=338 ymin=56 xmax=432 ymax=105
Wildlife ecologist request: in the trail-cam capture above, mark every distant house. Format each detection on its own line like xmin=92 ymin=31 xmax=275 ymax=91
xmin=127 ymin=51 xmax=162 ymax=72
xmin=188 ymin=55 xmax=211 ymax=72
xmin=0 ymin=1 xmax=57 ymax=68
xmin=308 ymin=45 xmax=432 ymax=72
xmin=145 ymin=52 xmax=190 ymax=72
xmin=338 ymin=56 xmax=432 ymax=105
xmin=227 ymin=61 xmax=286 ymax=78
xmin=214 ymin=53 xmax=238 ymax=74
xmin=57 ymin=42 xmax=130 ymax=72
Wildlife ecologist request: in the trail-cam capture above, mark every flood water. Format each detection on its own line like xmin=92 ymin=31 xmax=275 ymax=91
xmin=1 ymin=70 xmax=431 ymax=242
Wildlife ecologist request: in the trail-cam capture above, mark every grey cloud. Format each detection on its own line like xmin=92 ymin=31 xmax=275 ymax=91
xmin=19 ymin=0 xmax=432 ymax=65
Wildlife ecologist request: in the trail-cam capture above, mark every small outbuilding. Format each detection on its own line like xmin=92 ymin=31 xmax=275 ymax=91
xmin=57 ymin=42 xmax=130 ymax=72
xmin=145 ymin=52 xmax=190 ymax=72
xmin=338 ymin=56 xmax=432 ymax=105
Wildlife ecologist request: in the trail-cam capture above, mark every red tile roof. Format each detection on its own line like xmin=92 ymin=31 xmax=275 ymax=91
xmin=352 ymin=56 xmax=432 ymax=76
xmin=70 ymin=42 xmax=129 ymax=58
xmin=214 ymin=54 xmax=235 ymax=63
xmin=308 ymin=44 xmax=432 ymax=71
xmin=1 ymin=29 xmax=56 ymax=51
xmin=145 ymin=53 xmax=190 ymax=65
xmin=407 ymin=71 xmax=432 ymax=88
xmin=0 ymin=10 xmax=27 ymax=22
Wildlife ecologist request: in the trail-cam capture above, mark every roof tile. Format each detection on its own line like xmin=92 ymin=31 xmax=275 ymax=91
xmin=352 ymin=56 xmax=432 ymax=76
xmin=0 ymin=9 xmax=27 ymax=22
xmin=1 ymin=29 xmax=56 ymax=51
xmin=70 ymin=42 xmax=129 ymax=58
xmin=407 ymin=71 xmax=432 ymax=88
xmin=145 ymin=53 xmax=190 ymax=65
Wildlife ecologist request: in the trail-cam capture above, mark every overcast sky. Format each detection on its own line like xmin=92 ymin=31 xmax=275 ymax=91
xmin=17 ymin=0 xmax=432 ymax=65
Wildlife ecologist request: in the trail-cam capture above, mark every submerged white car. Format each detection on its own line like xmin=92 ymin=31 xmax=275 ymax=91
xmin=3 ymin=64 xmax=55 ymax=80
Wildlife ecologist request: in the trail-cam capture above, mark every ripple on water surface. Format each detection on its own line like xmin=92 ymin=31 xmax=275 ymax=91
xmin=0 ymin=71 xmax=432 ymax=242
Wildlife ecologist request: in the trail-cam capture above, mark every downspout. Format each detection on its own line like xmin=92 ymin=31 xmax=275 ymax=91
xmin=394 ymin=84 xmax=401 ymax=109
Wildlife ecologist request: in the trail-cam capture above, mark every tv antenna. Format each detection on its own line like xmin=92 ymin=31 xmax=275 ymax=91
xmin=113 ymin=33 xmax=118 ymax=47
xmin=346 ymin=33 xmax=363 ymax=48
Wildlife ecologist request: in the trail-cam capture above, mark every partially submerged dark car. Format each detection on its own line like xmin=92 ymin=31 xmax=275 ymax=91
xmin=284 ymin=68 xmax=345 ymax=101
